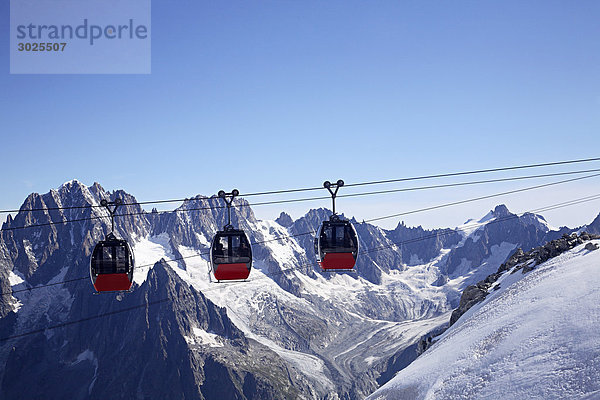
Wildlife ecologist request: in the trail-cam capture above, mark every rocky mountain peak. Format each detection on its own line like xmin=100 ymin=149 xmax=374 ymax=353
xmin=2 ymin=180 xmax=599 ymax=399
xmin=443 ymin=203 xmax=567 ymax=278
xmin=585 ymin=212 xmax=600 ymax=235
xmin=275 ymin=211 xmax=294 ymax=227
xmin=59 ymin=178 xmax=84 ymax=188
xmin=142 ymin=259 xmax=247 ymax=344
xmin=491 ymin=204 xmax=511 ymax=218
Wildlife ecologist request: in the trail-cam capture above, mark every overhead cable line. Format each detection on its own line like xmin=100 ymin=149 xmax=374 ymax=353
xmin=342 ymin=156 xmax=600 ymax=189
xmin=241 ymin=156 xmax=600 ymax=195
xmin=3 ymin=188 xmax=600 ymax=298
xmin=1 ymin=230 xmax=319 ymax=297
xmin=2 ymin=192 xmax=600 ymax=342
xmin=2 ymin=157 xmax=599 ymax=214
xmin=363 ymin=172 xmax=600 ymax=223
xmin=2 ymin=170 xmax=599 ymax=294
xmin=359 ymin=194 xmax=600 ymax=256
xmin=2 ymin=172 xmax=599 ymax=286
xmin=0 ymin=298 xmax=172 ymax=341
xmin=2 ymin=168 xmax=600 ymax=232
xmin=338 ymin=168 xmax=600 ymax=199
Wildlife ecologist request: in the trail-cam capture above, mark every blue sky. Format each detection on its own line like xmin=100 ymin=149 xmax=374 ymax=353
xmin=1 ymin=0 xmax=600 ymax=229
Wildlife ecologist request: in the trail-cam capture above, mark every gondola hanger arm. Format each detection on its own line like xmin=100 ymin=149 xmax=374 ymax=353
xmin=217 ymin=189 xmax=239 ymax=230
xmin=100 ymin=198 xmax=123 ymax=233
xmin=323 ymin=179 xmax=344 ymax=216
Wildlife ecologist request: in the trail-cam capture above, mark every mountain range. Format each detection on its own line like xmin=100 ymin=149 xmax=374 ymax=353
xmin=1 ymin=180 xmax=598 ymax=399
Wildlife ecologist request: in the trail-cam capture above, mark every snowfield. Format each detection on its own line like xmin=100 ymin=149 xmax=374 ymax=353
xmin=367 ymin=240 xmax=600 ymax=400
xmin=7 ymin=180 xmax=595 ymax=400
xmin=118 ymin=209 xmax=553 ymax=397
xmin=131 ymin=233 xmax=180 ymax=285
xmin=124 ymin=217 xmax=460 ymax=395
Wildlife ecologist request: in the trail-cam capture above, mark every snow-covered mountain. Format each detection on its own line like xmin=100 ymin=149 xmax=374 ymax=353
xmin=0 ymin=180 xmax=596 ymax=399
xmin=367 ymin=237 xmax=600 ymax=400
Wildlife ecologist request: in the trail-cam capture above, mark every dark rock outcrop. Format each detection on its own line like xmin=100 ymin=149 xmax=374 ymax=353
xmin=1 ymin=261 xmax=310 ymax=400
xmin=2 ymin=181 xmax=599 ymax=400
xmin=449 ymin=232 xmax=600 ymax=327
xmin=275 ymin=212 xmax=294 ymax=228
xmin=449 ymin=283 xmax=491 ymax=326
xmin=0 ymin=182 xmax=311 ymax=400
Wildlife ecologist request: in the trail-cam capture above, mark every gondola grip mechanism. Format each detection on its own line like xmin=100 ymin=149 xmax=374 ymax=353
xmin=323 ymin=179 xmax=344 ymax=215
xmin=100 ymin=198 xmax=123 ymax=233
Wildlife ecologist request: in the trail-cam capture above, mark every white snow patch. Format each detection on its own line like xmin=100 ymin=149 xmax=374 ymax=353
xmin=132 ymin=233 xmax=179 ymax=285
xmin=255 ymin=220 xmax=307 ymax=269
xmin=10 ymin=298 xmax=23 ymax=312
xmin=365 ymin=356 xmax=379 ymax=366
xmin=22 ymin=239 xmax=36 ymax=263
xmin=455 ymin=216 xmax=495 ymax=243
xmin=177 ymin=245 xmax=204 ymax=271
xmin=60 ymin=179 xmax=81 ymax=188
xmin=194 ymin=232 xmax=210 ymax=247
xmin=185 ymin=327 xmax=224 ymax=347
xmin=368 ymin=240 xmax=600 ymax=400
xmin=8 ymin=270 xmax=26 ymax=312
xmin=8 ymin=270 xmax=25 ymax=286
xmin=537 ymin=217 xmax=558 ymax=232
xmin=11 ymin=266 xmax=73 ymax=334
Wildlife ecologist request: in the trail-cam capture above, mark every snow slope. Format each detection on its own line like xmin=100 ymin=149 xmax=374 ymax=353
xmin=367 ymin=240 xmax=600 ymax=400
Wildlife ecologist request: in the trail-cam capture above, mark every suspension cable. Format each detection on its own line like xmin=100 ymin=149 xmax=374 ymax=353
xmin=1 ymin=156 xmax=599 ymax=214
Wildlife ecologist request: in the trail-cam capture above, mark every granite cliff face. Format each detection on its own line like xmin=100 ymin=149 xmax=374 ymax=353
xmin=0 ymin=181 xmax=592 ymax=399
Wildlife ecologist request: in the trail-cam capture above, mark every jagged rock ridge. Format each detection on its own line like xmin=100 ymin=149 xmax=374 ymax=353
xmin=0 ymin=181 xmax=596 ymax=399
